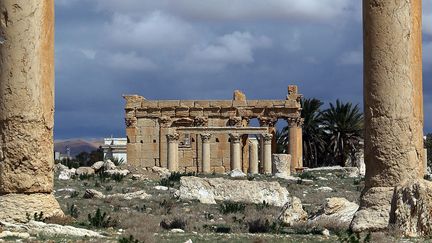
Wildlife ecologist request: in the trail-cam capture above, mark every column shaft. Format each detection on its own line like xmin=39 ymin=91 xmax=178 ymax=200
xmin=166 ymin=133 xmax=179 ymax=172
xmin=230 ymin=134 xmax=241 ymax=171
xmin=249 ymin=138 xmax=259 ymax=174
xmin=201 ymin=134 xmax=212 ymax=173
xmin=263 ymin=133 xmax=273 ymax=174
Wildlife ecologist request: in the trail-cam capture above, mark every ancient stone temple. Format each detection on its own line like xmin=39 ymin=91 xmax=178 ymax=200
xmin=124 ymin=86 xmax=303 ymax=173
xmin=351 ymin=0 xmax=430 ymax=236
xmin=0 ymin=1 xmax=63 ymax=221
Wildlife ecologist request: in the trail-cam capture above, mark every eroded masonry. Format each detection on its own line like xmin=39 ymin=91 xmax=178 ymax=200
xmin=124 ymin=86 xmax=303 ymax=173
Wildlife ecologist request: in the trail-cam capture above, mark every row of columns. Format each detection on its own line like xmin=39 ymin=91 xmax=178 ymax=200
xmin=166 ymin=132 xmax=274 ymax=174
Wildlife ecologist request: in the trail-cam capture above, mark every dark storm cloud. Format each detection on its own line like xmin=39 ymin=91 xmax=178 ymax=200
xmin=54 ymin=0 xmax=432 ymax=139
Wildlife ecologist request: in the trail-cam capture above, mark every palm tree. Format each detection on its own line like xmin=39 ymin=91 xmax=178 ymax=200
xmin=321 ymin=100 xmax=364 ymax=167
xmin=301 ymin=98 xmax=326 ymax=168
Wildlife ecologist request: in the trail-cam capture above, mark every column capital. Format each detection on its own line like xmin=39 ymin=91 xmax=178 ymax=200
xmin=200 ymin=133 xmax=212 ymax=143
xmin=286 ymin=117 xmax=304 ymax=128
xmin=258 ymin=116 xmax=277 ymax=127
xmin=166 ymin=133 xmax=180 ymax=142
xmin=230 ymin=133 xmax=241 ymax=143
xmin=262 ymin=133 xmax=273 ymax=143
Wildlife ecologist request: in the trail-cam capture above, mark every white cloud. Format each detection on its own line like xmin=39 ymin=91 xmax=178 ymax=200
xmin=80 ymin=49 xmax=96 ymax=60
xmin=94 ymin=0 xmax=354 ymax=22
xmin=107 ymin=11 xmax=195 ymax=50
xmin=181 ymin=31 xmax=271 ymax=71
xmin=106 ymin=52 xmax=158 ymax=71
xmin=338 ymin=50 xmax=363 ymax=65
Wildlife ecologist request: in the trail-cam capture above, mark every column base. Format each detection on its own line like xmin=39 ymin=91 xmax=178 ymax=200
xmin=0 ymin=193 xmax=63 ymax=223
xmin=350 ymin=186 xmax=394 ymax=232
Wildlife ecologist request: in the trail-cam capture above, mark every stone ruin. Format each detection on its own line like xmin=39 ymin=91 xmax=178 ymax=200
xmin=123 ymin=87 xmax=303 ymax=174
xmin=0 ymin=0 xmax=431 ymax=237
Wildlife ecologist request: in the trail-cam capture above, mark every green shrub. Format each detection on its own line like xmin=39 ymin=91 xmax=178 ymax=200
xmin=79 ymin=173 xmax=94 ymax=180
xmin=105 ymin=185 xmax=113 ymax=191
xmin=159 ymin=199 xmax=174 ymax=214
xmin=70 ymin=191 xmax=80 ymax=198
xmin=255 ymin=200 xmax=270 ymax=211
xmin=119 ymin=235 xmax=139 ymax=243
xmin=88 ymin=208 xmax=117 ymax=228
xmin=298 ymin=172 xmax=316 ymax=180
xmin=111 ymin=173 xmax=125 ymax=182
xmin=160 ymin=218 xmax=187 ymax=230
xmin=67 ymin=204 xmax=79 ymax=219
xmin=218 ymin=202 xmax=246 ymax=214
xmin=247 ymin=219 xmax=278 ymax=234
xmin=336 ymin=230 xmax=371 ymax=243
xmin=26 ymin=212 xmax=45 ymax=222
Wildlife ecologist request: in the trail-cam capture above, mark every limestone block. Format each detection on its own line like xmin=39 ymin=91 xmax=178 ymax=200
xmin=0 ymin=194 xmax=63 ymax=222
xmin=233 ymin=90 xmax=247 ymax=101
xmin=160 ymin=108 xmax=175 ymax=117
xmin=76 ymin=167 xmax=95 ymax=176
xmin=220 ymin=108 xmax=237 ymax=118
xmin=194 ymin=101 xmax=210 ymax=108
xmin=211 ymin=166 xmax=227 ymax=174
xmin=178 ymin=177 xmax=290 ymax=206
xmin=203 ymin=108 xmax=221 ymax=117
xmin=279 ymin=197 xmax=308 ymax=226
xmin=189 ymin=108 xmax=204 ymax=117
xmin=255 ymin=100 xmax=274 ymax=108
xmin=272 ymin=154 xmax=291 ymax=177
xmin=158 ymin=100 xmax=180 ymax=108
xmin=145 ymin=108 xmax=161 ymax=117
xmin=310 ymin=198 xmax=359 ymax=227
xmin=124 ymin=95 xmax=145 ymax=109
xmin=272 ymin=100 xmax=286 ymax=107
xmin=141 ymin=100 xmax=158 ymax=108
xmin=179 ymin=100 xmax=195 ymax=107
xmin=175 ymin=107 xmax=190 ymax=117
xmin=210 ymin=101 xmax=232 ymax=108
xmin=284 ymin=100 xmax=301 ymax=108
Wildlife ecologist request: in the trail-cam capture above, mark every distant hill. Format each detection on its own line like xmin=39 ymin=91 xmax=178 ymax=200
xmin=54 ymin=139 xmax=103 ymax=157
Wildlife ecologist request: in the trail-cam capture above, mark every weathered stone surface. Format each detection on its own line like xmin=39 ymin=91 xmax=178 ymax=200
xmin=152 ymin=166 xmax=171 ymax=178
xmin=104 ymin=169 xmax=130 ymax=176
xmin=391 ymin=180 xmax=432 ymax=237
xmin=91 ymin=161 xmax=105 ymax=171
xmin=351 ymin=187 xmax=394 ymax=232
xmin=83 ymin=189 xmax=105 ymax=199
xmin=54 ymin=163 xmax=69 ymax=173
xmin=0 ymin=220 xmax=104 ymax=238
xmin=272 ymin=154 xmax=291 ymax=178
xmin=0 ymin=194 xmax=63 ymax=222
xmin=229 ymin=169 xmax=246 ymax=178
xmin=58 ymin=169 xmax=75 ymax=181
xmin=104 ymin=160 xmax=117 ymax=170
xmin=0 ymin=0 xmax=55 ymax=194
xmin=310 ymin=198 xmax=359 ymax=227
xmin=178 ymin=177 xmax=289 ymax=206
xmin=0 ymin=231 xmax=30 ymax=239
xmin=76 ymin=167 xmax=95 ymax=176
xmin=109 ymin=190 xmax=151 ymax=200
xmin=279 ymin=197 xmax=307 ymax=226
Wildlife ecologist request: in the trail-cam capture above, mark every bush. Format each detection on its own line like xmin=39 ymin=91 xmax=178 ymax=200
xmin=111 ymin=173 xmax=125 ymax=182
xmin=26 ymin=212 xmax=45 ymax=222
xmin=79 ymin=173 xmax=94 ymax=180
xmin=68 ymin=204 xmax=79 ymax=219
xmin=159 ymin=199 xmax=174 ymax=214
xmin=337 ymin=230 xmax=371 ymax=243
xmin=247 ymin=219 xmax=277 ymax=234
xmin=160 ymin=172 xmax=195 ymax=187
xmin=70 ymin=191 xmax=80 ymax=198
xmin=218 ymin=202 xmax=246 ymax=214
xmin=119 ymin=235 xmax=139 ymax=243
xmin=298 ymin=172 xmax=316 ymax=180
xmin=255 ymin=200 xmax=270 ymax=211
xmin=88 ymin=208 xmax=118 ymax=228
xmin=160 ymin=218 xmax=187 ymax=230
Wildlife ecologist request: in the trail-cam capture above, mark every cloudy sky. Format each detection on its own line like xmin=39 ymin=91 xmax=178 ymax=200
xmin=55 ymin=0 xmax=432 ymax=140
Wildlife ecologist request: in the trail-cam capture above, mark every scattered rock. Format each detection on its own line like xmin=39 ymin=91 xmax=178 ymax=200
xmin=279 ymin=196 xmax=308 ymax=226
xmin=170 ymin=228 xmax=185 ymax=233
xmin=322 ymin=229 xmax=330 ymax=237
xmin=154 ymin=186 xmax=169 ymax=191
xmin=317 ymin=187 xmax=333 ymax=192
xmin=229 ymin=169 xmax=246 ymax=178
xmin=0 ymin=231 xmax=30 ymax=239
xmin=54 ymin=163 xmax=68 ymax=173
xmin=75 ymin=167 xmax=95 ymax=176
xmin=317 ymin=176 xmax=329 ymax=181
xmin=310 ymin=197 xmax=359 ymax=227
xmin=272 ymin=154 xmax=291 ymax=178
xmin=104 ymin=169 xmax=130 ymax=176
xmin=109 ymin=190 xmax=151 ymax=200
xmin=300 ymin=179 xmax=314 ymax=185
xmin=132 ymin=174 xmax=144 ymax=180
xmin=91 ymin=161 xmax=105 ymax=171
xmin=184 ymin=239 xmax=193 ymax=243
xmin=304 ymin=166 xmax=359 ymax=178
xmin=83 ymin=189 xmax=105 ymax=199
xmin=152 ymin=166 xmax=171 ymax=178
xmin=178 ymin=177 xmax=289 ymax=206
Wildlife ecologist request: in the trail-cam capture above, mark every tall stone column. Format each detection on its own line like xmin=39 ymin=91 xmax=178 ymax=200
xmin=351 ymin=0 xmax=425 ymax=233
xmin=262 ymin=133 xmax=273 ymax=174
xmin=201 ymin=133 xmax=212 ymax=173
xmin=230 ymin=133 xmax=241 ymax=171
xmin=287 ymin=117 xmax=303 ymax=171
xmin=249 ymin=138 xmax=259 ymax=174
xmin=166 ymin=133 xmax=179 ymax=172
xmin=0 ymin=1 xmax=63 ymax=222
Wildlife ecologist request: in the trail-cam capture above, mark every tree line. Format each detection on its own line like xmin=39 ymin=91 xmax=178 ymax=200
xmin=277 ymin=98 xmax=364 ymax=168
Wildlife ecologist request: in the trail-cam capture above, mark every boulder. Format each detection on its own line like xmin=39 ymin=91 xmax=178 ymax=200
xmin=229 ymin=169 xmax=246 ymax=178
xmin=104 ymin=160 xmax=116 ymax=170
xmin=91 ymin=161 xmax=105 ymax=171
xmin=178 ymin=177 xmax=289 ymax=206
xmin=152 ymin=166 xmax=171 ymax=178
xmin=272 ymin=154 xmax=291 ymax=177
xmin=316 ymin=187 xmax=333 ymax=192
xmin=58 ymin=169 xmax=74 ymax=180
xmin=310 ymin=197 xmax=359 ymax=227
xmin=279 ymin=196 xmax=308 ymax=226
xmin=0 ymin=231 xmax=30 ymax=239
xmin=0 ymin=221 xmax=104 ymax=238
xmin=54 ymin=163 xmax=68 ymax=173
xmin=76 ymin=167 xmax=95 ymax=176
xmin=83 ymin=189 xmax=105 ymax=199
